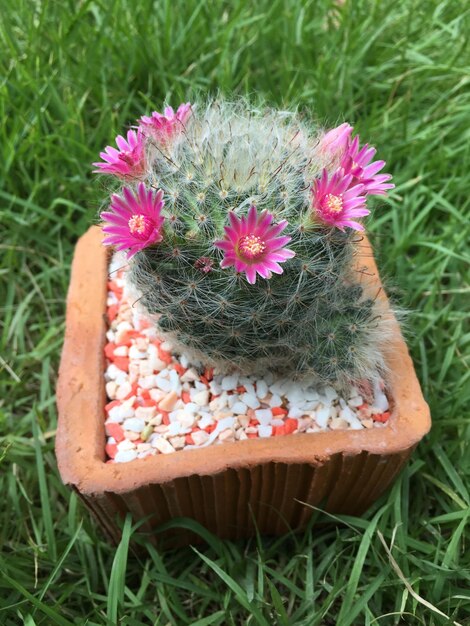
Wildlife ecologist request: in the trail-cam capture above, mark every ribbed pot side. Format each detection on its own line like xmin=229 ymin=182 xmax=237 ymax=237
xmin=56 ymin=226 xmax=431 ymax=545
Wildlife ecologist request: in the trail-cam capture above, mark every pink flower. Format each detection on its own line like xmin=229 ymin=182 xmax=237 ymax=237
xmin=319 ymin=123 xmax=353 ymax=156
xmin=139 ymin=103 xmax=192 ymax=142
xmin=93 ymin=129 xmax=145 ymax=179
xmin=341 ymin=135 xmax=394 ymax=196
xmin=214 ymin=205 xmax=295 ymax=284
xmin=312 ymin=169 xmax=369 ymax=231
xmin=100 ymin=183 xmax=165 ymax=258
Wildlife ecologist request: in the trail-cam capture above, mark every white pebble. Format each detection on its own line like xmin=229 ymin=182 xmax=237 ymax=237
xmin=194 ymin=389 xmax=209 ymax=406
xmin=114 ymin=449 xmax=138 ymax=463
xmin=256 ymin=380 xmax=268 ymax=399
xmin=323 ymin=386 xmax=338 ymax=402
xmin=258 ymin=425 xmax=273 ymax=438
xmin=139 ymin=375 xmax=157 ymax=390
xmin=198 ymin=415 xmax=215 ymax=429
xmin=135 ymin=406 xmax=157 ymax=421
xmin=167 ymin=421 xmax=182 ymax=436
xmin=348 ymin=396 xmax=363 ymax=408
xmin=113 ymin=345 xmax=128 ymax=357
xmin=192 ymin=430 xmax=210 ymax=446
xmin=221 ymin=374 xmax=238 ymax=391
xmin=123 ymin=417 xmax=145 ymax=432
xmin=181 ymin=368 xmax=199 ymax=382
xmin=255 ymin=409 xmax=273 ymax=422
xmin=117 ymin=439 xmax=135 ymax=451
xmin=288 ymin=406 xmax=304 ymax=418
xmin=115 ymin=381 xmax=132 ymax=400
xmin=316 ymin=406 xmax=330 ymax=428
xmin=268 ymin=394 xmax=282 ymax=407
xmin=153 ymin=438 xmax=176 ymax=454
xmin=107 ymin=406 xmax=123 ymax=423
xmin=232 ymin=401 xmax=248 ymax=414
xmin=241 ymin=393 xmax=260 ymax=409
xmin=128 ymin=345 xmax=148 ymax=359
xmin=155 ymin=376 xmax=171 ymax=392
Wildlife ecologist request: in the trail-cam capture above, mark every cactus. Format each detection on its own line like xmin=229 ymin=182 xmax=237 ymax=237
xmin=95 ymin=100 xmax=395 ymax=391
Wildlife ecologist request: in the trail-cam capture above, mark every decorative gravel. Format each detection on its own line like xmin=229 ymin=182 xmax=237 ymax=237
xmin=104 ymin=255 xmax=390 ymax=463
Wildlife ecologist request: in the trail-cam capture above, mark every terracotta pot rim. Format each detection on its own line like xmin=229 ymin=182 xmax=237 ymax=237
xmin=56 ymin=227 xmax=431 ymax=496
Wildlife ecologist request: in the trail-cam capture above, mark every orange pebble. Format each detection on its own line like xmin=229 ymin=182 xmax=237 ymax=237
xmin=373 ymin=411 xmax=390 ymax=423
xmin=273 ymin=425 xmax=286 ymax=436
xmin=160 ymin=411 xmax=170 ymax=425
xmin=284 ymin=418 xmax=298 ymax=434
xmin=247 ymin=432 xmax=259 ymax=438
xmin=105 ymin=400 xmax=120 ymax=413
xmin=172 ymin=363 xmax=186 ymax=376
xmin=236 ymin=385 xmax=247 ymax=394
xmin=113 ymin=356 xmax=129 ymax=372
xmin=124 ymin=382 xmax=139 ymax=400
xmin=107 ymin=280 xmax=123 ymax=297
xmin=104 ymin=342 xmax=116 ymax=360
xmin=272 ymin=406 xmax=288 ymax=416
xmin=185 ymin=434 xmax=194 ymax=445
xmin=105 ymin=443 xmax=118 ymax=458
xmin=107 ymin=304 xmax=119 ymax=322
xmin=182 ymin=391 xmax=191 ymax=404
xmin=105 ymin=423 xmax=124 ymax=442
xmin=158 ymin=348 xmax=173 ymax=365
xmin=200 ymin=375 xmax=209 ymax=386
xmin=204 ymin=424 xmax=216 ymax=433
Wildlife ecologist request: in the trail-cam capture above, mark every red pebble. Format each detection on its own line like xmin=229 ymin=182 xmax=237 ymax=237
xmin=247 ymin=432 xmax=259 ymax=438
xmin=273 ymin=425 xmax=286 ymax=436
xmin=172 ymin=363 xmax=186 ymax=375
xmin=204 ymin=424 xmax=216 ymax=433
xmin=271 ymin=406 xmax=288 ymax=416
xmin=124 ymin=382 xmax=139 ymax=400
xmin=105 ymin=443 xmax=118 ymax=458
xmin=104 ymin=342 xmax=116 ymax=360
xmin=113 ymin=356 xmax=129 ymax=372
xmin=373 ymin=411 xmax=390 ymax=423
xmin=107 ymin=280 xmax=123 ymax=297
xmin=105 ymin=400 xmax=120 ymax=413
xmin=117 ymin=330 xmax=140 ymax=346
xmin=142 ymin=399 xmax=157 ymax=407
xmin=249 ymin=419 xmax=259 ymax=427
xmin=182 ymin=391 xmax=191 ymax=404
xmin=107 ymin=304 xmax=119 ymax=322
xmin=236 ymin=385 xmax=247 ymax=394
xmin=140 ymin=389 xmax=151 ymax=400
xmin=185 ymin=434 xmax=194 ymax=445
xmin=105 ymin=423 xmax=124 ymax=442
xmin=160 ymin=411 xmax=170 ymax=425
xmin=284 ymin=418 xmax=298 ymax=434
xmin=158 ymin=347 xmax=173 ymax=365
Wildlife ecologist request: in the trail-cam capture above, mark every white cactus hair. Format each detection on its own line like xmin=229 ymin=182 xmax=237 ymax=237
xmin=121 ymin=96 xmax=397 ymax=391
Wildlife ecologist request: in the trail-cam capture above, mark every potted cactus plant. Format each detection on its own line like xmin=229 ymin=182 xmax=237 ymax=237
xmin=56 ymin=100 xmax=430 ymax=544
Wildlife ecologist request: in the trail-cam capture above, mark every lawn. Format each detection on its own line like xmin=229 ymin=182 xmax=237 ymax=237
xmin=1 ymin=0 xmax=469 ymax=624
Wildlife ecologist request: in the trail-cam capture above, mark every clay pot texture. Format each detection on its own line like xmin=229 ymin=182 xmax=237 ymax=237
xmin=56 ymin=226 xmax=431 ymax=545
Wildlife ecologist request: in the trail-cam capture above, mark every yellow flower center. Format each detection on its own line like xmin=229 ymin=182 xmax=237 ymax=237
xmin=128 ymin=214 xmax=148 ymax=235
xmin=238 ymin=234 xmax=266 ymax=259
xmin=325 ymin=194 xmax=343 ymax=213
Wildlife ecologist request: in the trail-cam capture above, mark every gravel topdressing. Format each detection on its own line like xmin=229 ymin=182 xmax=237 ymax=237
xmin=104 ymin=256 xmax=391 ymax=463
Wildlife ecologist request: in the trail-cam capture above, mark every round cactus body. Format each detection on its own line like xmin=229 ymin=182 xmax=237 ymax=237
xmin=96 ymin=100 xmax=395 ymax=390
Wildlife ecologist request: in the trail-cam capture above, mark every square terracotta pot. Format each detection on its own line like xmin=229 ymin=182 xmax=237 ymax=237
xmin=56 ymin=226 xmax=430 ymax=545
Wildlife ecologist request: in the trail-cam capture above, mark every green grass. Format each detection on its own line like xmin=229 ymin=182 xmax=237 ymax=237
xmin=1 ymin=0 xmax=469 ymax=623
